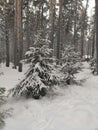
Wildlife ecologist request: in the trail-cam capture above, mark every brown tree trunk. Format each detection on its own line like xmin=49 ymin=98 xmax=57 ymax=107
xmin=73 ymin=0 xmax=77 ymax=48
xmin=56 ymin=0 xmax=63 ymax=60
xmin=49 ymin=0 xmax=55 ymax=49
xmin=5 ymin=26 xmax=10 ymax=67
xmin=14 ymin=0 xmax=17 ymax=69
xmin=41 ymin=5 xmax=44 ymax=31
xmin=26 ymin=1 xmax=30 ymax=50
xmin=81 ymin=29 xmax=85 ymax=57
xmin=16 ymin=0 xmax=23 ymax=72
xmin=91 ymin=21 xmax=95 ymax=58
xmin=95 ymin=0 xmax=98 ymax=74
xmin=36 ymin=7 xmax=41 ymax=34
xmin=81 ymin=0 xmax=89 ymax=57
xmin=5 ymin=7 xmax=10 ymax=67
xmin=40 ymin=4 xmax=44 ymax=38
xmin=92 ymin=30 xmax=95 ymax=58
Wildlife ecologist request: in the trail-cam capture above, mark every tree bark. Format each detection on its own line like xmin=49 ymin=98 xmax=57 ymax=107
xmin=95 ymin=0 xmax=98 ymax=74
xmin=56 ymin=0 xmax=63 ymax=60
xmin=5 ymin=26 xmax=10 ymax=67
xmin=5 ymin=6 xmax=10 ymax=67
xmin=73 ymin=0 xmax=77 ymax=48
xmin=49 ymin=0 xmax=55 ymax=49
xmin=81 ymin=0 xmax=89 ymax=57
xmin=16 ymin=0 xmax=23 ymax=72
xmin=25 ymin=1 xmax=30 ymax=50
xmin=14 ymin=0 xmax=17 ymax=69
xmin=92 ymin=28 xmax=95 ymax=58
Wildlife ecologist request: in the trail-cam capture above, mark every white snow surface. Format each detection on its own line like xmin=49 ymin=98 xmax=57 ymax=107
xmin=1 ymin=62 xmax=98 ymax=130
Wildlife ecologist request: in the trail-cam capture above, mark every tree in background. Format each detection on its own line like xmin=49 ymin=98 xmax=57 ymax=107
xmin=0 ymin=0 xmax=93 ymax=71
xmin=56 ymin=0 xmax=63 ymax=61
xmin=95 ymin=0 xmax=98 ymax=75
xmin=14 ymin=0 xmax=23 ymax=72
xmin=49 ymin=0 xmax=56 ymax=49
xmin=0 ymin=0 xmax=14 ymax=67
xmin=80 ymin=0 xmax=89 ymax=57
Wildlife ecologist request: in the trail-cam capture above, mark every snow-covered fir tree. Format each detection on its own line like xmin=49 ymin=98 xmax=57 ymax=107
xmin=90 ymin=58 xmax=96 ymax=74
xmin=61 ymin=45 xmax=82 ymax=84
xmin=9 ymin=35 xmax=59 ymax=99
xmin=0 ymin=87 xmax=5 ymax=128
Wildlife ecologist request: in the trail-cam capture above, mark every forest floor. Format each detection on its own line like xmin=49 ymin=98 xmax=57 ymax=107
xmin=1 ymin=62 xmax=98 ymax=130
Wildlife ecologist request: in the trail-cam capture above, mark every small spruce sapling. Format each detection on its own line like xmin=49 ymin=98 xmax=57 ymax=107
xmin=61 ymin=45 xmax=82 ymax=85
xmin=9 ymin=35 xmax=58 ymax=99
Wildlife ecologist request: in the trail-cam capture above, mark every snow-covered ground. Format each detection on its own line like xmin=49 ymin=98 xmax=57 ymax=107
xmin=1 ymin=62 xmax=98 ymax=130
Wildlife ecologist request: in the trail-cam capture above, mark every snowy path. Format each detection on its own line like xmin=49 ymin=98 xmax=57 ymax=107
xmin=1 ymin=62 xmax=98 ymax=130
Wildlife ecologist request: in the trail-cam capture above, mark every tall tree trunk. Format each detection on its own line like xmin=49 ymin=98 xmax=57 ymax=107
xmin=81 ymin=0 xmax=89 ymax=57
xmin=36 ymin=7 xmax=41 ymax=34
xmin=56 ymin=0 xmax=63 ymax=60
xmin=92 ymin=33 xmax=95 ymax=58
xmin=14 ymin=0 xmax=17 ymax=69
xmin=92 ymin=29 xmax=95 ymax=58
xmin=95 ymin=0 xmax=98 ymax=74
xmin=41 ymin=5 xmax=43 ymax=31
xmin=5 ymin=7 xmax=10 ymax=67
xmin=92 ymin=21 xmax=95 ymax=58
xmin=26 ymin=1 xmax=30 ymax=50
xmin=49 ymin=0 xmax=55 ymax=49
xmin=5 ymin=25 xmax=10 ymax=67
xmin=40 ymin=5 xmax=45 ymax=38
xmin=16 ymin=0 xmax=23 ymax=72
xmin=73 ymin=0 xmax=77 ymax=48
xmin=81 ymin=30 xmax=84 ymax=57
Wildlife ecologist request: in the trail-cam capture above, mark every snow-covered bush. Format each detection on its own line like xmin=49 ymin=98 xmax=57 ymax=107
xmin=90 ymin=58 xmax=96 ymax=74
xmin=9 ymin=37 xmax=59 ymax=99
xmin=82 ymin=55 xmax=91 ymax=62
xmin=61 ymin=45 xmax=82 ymax=85
xmin=0 ymin=88 xmax=5 ymax=128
